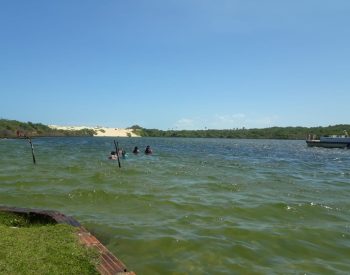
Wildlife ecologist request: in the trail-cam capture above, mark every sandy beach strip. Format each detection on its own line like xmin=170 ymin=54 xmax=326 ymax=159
xmin=49 ymin=125 xmax=140 ymax=137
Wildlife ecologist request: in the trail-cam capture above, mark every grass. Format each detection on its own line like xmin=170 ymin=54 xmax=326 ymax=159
xmin=0 ymin=211 xmax=100 ymax=274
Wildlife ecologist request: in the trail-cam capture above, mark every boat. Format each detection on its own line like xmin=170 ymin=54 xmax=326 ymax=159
xmin=306 ymin=131 xmax=350 ymax=148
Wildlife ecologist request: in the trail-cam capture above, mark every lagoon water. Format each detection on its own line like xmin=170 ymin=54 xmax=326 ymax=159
xmin=1 ymin=137 xmax=350 ymax=274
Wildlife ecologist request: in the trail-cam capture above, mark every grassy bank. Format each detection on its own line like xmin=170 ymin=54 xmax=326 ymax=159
xmin=0 ymin=211 xmax=99 ymax=274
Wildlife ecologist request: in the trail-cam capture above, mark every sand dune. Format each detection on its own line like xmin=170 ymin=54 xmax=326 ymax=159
xmin=49 ymin=125 xmax=140 ymax=137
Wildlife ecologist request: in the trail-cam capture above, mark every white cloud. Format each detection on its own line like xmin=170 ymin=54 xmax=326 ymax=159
xmin=174 ymin=113 xmax=279 ymax=130
xmin=173 ymin=118 xmax=196 ymax=130
xmin=215 ymin=114 xmax=246 ymax=123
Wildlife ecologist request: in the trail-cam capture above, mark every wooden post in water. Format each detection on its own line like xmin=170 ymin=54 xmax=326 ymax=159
xmin=27 ymin=137 xmax=36 ymax=164
xmin=114 ymin=140 xmax=121 ymax=168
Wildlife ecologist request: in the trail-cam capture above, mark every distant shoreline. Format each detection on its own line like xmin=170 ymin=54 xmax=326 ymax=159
xmin=48 ymin=125 xmax=140 ymax=137
xmin=1 ymin=119 xmax=350 ymax=140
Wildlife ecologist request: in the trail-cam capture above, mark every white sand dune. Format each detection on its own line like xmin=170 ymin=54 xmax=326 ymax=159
xmin=49 ymin=125 xmax=140 ymax=137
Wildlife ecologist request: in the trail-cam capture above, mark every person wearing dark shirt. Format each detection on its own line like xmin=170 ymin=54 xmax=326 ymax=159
xmin=145 ymin=145 xmax=153 ymax=155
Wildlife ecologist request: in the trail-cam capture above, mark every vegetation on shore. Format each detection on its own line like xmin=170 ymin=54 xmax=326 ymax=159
xmin=0 ymin=119 xmax=96 ymax=138
xmin=0 ymin=211 xmax=99 ymax=274
xmin=131 ymin=124 xmax=350 ymax=140
xmin=2 ymin=119 xmax=350 ymax=140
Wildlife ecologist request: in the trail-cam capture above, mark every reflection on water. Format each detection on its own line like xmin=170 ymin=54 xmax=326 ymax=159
xmin=1 ymin=137 xmax=350 ymax=274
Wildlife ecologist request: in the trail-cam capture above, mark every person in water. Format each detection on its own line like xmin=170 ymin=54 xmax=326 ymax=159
xmin=108 ymin=151 xmax=117 ymax=160
xmin=145 ymin=145 xmax=153 ymax=155
xmin=132 ymin=146 xmax=140 ymax=154
xmin=122 ymin=149 xmax=127 ymax=159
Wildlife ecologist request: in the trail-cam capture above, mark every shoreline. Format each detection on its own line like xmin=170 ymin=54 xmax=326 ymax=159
xmin=49 ymin=125 xmax=140 ymax=137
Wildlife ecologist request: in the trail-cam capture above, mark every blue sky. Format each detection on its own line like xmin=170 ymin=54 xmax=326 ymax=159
xmin=1 ymin=0 xmax=349 ymax=130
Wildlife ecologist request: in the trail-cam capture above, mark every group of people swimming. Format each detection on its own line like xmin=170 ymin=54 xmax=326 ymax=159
xmin=109 ymin=145 xmax=152 ymax=160
xmin=133 ymin=145 xmax=153 ymax=155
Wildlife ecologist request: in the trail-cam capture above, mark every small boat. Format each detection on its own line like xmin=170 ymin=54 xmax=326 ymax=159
xmin=306 ymin=131 xmax=350 ymax=148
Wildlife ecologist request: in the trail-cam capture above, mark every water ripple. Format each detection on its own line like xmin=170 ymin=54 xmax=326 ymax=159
xmin=1 ymin=137 xmax=350 ymax=274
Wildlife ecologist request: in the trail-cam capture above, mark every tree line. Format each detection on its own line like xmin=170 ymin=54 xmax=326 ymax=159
xmin=132 ymin=125 xmax=350 ymax=140
xmin=2 ymin=119 xmax=349 ymax=140
xmin=0 ymin=119 xmax=96 ymax=138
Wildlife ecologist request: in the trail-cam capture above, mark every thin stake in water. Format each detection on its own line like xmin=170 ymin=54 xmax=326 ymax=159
xmin=114 ymin=140 xmax=121 ymax=168
xmin=27 ymin=137 xmax=36 ymax=164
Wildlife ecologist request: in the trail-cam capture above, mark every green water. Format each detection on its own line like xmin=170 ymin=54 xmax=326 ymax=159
xmin=1 ymin=137 xmax=350 ymax=274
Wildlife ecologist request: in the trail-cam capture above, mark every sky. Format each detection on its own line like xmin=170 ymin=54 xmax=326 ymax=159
xmin=1 ymin=0 xmax=349 ymax=130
